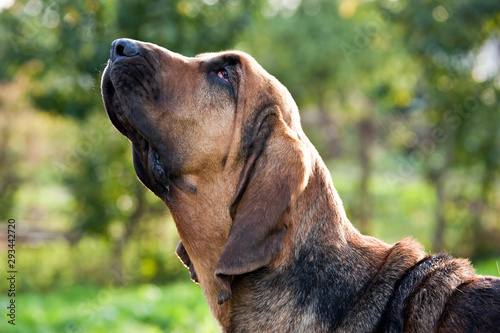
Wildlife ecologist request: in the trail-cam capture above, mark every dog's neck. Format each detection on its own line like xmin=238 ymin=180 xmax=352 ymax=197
xmin=166 ymin=154 xmax=423 ymax=331
xmin=166 ymin=169 xmax=239 ymax=327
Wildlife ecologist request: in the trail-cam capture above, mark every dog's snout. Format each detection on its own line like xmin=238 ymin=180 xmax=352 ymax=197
xmin=110 ymin=38 xmax=139 ymax=62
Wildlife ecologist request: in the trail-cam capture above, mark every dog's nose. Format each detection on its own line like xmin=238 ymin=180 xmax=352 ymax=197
xmin=110 ymin=38 xmax=139 ymax=62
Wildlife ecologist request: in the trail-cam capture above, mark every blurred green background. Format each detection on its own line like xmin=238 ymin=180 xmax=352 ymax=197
xmin=0 ymin=0 xmax=499 ymax=332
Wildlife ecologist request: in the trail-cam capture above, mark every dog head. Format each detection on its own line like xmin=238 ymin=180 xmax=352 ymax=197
xmin=102 ymin=38 xmax=311 ymax=303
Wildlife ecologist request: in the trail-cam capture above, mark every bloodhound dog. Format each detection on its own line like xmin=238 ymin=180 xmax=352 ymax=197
xmin=101 ymin=38 xmax=500 ymax=332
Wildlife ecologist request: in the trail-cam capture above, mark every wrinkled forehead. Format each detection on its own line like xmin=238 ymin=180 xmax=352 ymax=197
xmin=195 ymin=51 xmax=267 ymax=74
xmin=195 ymin=50 xmax=250 ymax=61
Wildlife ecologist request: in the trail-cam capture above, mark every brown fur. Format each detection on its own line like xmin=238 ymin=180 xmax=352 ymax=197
xmin=102 ymin=38 xmax=500 ymax=332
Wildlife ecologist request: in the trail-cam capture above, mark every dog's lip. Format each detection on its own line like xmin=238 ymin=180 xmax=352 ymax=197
xmin=148 ymin=144 xmax=170 ymax=193
xmin=128 ymin=124 xmax=171 ymax=196
xmin=102 ymin=66 xmax=149 ymax=152
xmin=102 ymin=71 xmax=129 ymax=137
xmin=102 ymin=67 xmax=171 ymax=197
xmin=131 ymin=128 xmax=171 ymax=197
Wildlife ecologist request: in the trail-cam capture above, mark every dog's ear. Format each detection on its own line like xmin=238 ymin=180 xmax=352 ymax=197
xmin=176 ymin=241 xmax=199 ymax=283
xmin=215 ymin=110 xmax=309 ymax=304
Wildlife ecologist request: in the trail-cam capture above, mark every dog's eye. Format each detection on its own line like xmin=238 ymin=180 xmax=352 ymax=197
xmin=217 ymin=69 xmax=230 ymax=83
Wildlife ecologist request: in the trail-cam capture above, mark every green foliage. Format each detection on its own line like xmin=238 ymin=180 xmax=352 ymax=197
xmin=61 ymin=113 xmax=137 ymax=237
xmin=0 ymin=138 xmax=22 ymax=218
xmin=381 ymin=0 xmax=500 ymax=254
xmin=10 ymin=227 xmax=185 ymax=294
xmin=1 ymin=0 xmax=264 ymax=119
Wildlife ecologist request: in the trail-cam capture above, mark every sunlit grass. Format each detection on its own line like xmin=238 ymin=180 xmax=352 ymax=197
xmin=0 ymin=281 xmax=219 ymax=333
